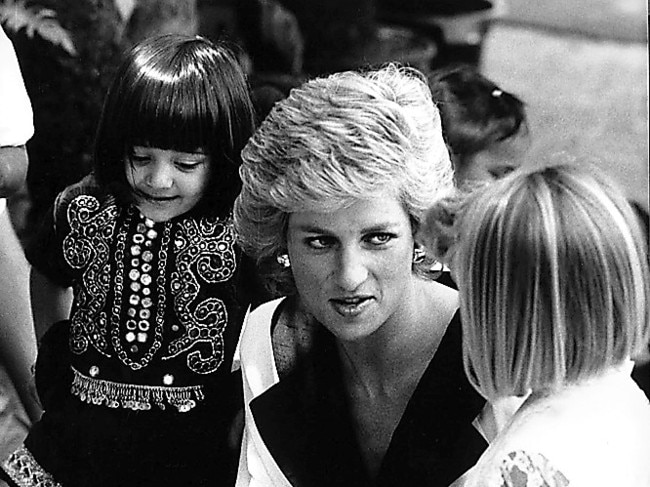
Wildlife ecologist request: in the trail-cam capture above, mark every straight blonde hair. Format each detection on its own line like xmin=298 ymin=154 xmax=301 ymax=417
xmin=448 ymin=162 xmax=649 ymax=399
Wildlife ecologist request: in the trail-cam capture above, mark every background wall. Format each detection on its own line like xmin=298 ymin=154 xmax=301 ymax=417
xmin=481 ymin=0 xmax=648 ymax=208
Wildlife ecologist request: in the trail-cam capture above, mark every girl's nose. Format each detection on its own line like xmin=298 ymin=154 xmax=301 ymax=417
xmin=145 ymin=162 xmax=173 ymax=189
xmin=336 ymin=247 xmax=368 ymax=291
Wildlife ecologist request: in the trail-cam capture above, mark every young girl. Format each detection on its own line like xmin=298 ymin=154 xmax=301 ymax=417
xmin=423 ymin=162 xmax=650 ymax=486
xmin=1 ymin=34 xmax=258 ymax=487
xmin=427 ymin=63 xmax=530 ymax=186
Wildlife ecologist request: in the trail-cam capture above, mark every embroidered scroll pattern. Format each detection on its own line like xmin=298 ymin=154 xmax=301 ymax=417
xmin=166 ymin=218 xmax=236 ymax=374
xmin=2 ymin=446 xmax=62 ymax=487
xmin=63 ymin=195 xmax=118 ymax=357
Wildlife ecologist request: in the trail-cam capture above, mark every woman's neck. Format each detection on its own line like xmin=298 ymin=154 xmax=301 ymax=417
xmin=336 ymin=279 xmax=456 ymax=397
xmin=335 ymin=279 xmax=458 ymax=479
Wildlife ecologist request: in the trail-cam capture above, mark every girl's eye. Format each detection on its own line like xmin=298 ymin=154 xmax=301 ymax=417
xmin=174 ymin=161 xmax=202 ymax=171
xmin=130 ymin=154 xmax=150 ymax=166
xmin=366 ymin=233 xmax=394 ymax=246
xmin=489 ymin=166 xmax=515 ymax=179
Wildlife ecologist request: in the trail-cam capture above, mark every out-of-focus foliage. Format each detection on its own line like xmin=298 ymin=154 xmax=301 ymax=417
xmin=0 ymin=0 xmax=76 ymax=55
xmin=7 ymin=0 xmax=126 ymax=237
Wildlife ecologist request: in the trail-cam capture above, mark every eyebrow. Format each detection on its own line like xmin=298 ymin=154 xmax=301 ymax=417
xmin=292 ymin=222 xmax=403 ymax=234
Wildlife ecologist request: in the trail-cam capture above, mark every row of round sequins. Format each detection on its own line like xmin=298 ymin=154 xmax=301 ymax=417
xmin=125 ymin=216 xmax=158 ymax=350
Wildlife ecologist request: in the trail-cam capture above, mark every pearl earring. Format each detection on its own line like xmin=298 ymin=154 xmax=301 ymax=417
xmin=276 ymin=254 xmax=291 ymax=268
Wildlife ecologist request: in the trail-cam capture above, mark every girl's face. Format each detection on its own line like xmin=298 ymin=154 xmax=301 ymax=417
xmin=125 ymin=146 xmax=211 ymax=222
xmin=286 ymin=196 xmax=417 ymax=343
xmin=455 ymin=132 xmax=530 ymax=185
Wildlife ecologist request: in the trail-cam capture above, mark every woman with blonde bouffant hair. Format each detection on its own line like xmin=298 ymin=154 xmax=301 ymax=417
xmin=233 ymin=64 xmax=497 ymax=487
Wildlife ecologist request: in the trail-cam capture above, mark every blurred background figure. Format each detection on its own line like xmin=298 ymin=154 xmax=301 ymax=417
xmin=428 ymin=63 xmax=529 ymax=186
xmin=2 ymin=0 xmax=125 ymax=243
xmin=0 ymin=25 xmax=40 ymax=486
xmin=376 ymin=0 xmax=498 ymax=68
xmin=480 ymin=0 xmax=647 ymax=212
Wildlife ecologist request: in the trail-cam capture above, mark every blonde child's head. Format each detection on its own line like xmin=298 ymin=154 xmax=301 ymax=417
xmin=426 ymin=161 xmax=649 ymax=400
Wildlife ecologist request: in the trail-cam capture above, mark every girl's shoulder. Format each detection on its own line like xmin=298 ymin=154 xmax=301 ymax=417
xmin=51 ymin=173 xmax=120 ymax=229
xmin=477 ymin=375 xmax=650 ymax=486
xmin=54 ymin=173 xmax=112 ymax=214
xmin=465 ymin=423 xmax=570 ymax=487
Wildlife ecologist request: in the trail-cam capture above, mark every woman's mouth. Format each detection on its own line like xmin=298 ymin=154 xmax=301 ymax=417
xmin=330 ymin=296 xmax=374 ymax=317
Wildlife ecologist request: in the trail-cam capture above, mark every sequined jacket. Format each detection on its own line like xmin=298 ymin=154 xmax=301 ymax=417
xmin=2 ymin=175 xmax=259 ymax=487
xmin=29 ymin=174 xmax=255 ymax=412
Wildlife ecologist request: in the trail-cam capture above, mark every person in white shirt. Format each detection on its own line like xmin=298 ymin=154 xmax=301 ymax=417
xmin=0 ymin=25 xmax=40 ymax=469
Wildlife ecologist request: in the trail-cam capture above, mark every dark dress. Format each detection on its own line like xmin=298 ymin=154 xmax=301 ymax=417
xmin=1 ymin=175 xmax=259 ymax=487
xmin=630 ymin=201 xmax=650 ymax=399
xmin=249 ymin=306 xmax=487 ymax=487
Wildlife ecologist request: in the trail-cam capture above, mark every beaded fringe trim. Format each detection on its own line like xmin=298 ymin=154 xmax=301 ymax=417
xmin=2 ymin=446 xmax=62 ymax=487
xmin=70 ymin=366 xmax=204 ymax=413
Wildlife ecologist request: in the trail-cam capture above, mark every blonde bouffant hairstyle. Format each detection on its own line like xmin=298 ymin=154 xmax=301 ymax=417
xmin=424 ymin=161 xmax=649 ymax=400
xmin=234 ymin=64 xmax=454 ymax=295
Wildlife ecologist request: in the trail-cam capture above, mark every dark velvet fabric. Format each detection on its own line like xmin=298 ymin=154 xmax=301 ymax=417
xmin=250 ymin=311 xmax=487 ymax=487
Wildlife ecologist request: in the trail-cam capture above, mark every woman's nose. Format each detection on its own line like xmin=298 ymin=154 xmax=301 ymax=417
xmin=336 ymin=247 xmax=368 ymax=291
xmin=145 ymin=162 xmax=173 ymax=189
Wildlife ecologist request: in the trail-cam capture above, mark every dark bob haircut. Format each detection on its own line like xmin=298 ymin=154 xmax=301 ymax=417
xmin=428 ymin=63 xmax=527 ymax=164
xmin=93 ymin=34 xmax=256 ymax=218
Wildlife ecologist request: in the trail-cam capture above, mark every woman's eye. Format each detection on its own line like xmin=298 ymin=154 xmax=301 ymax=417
xmin=366 ymin=233 xmax=394 ymax=246
xmin=305 ymin=237 xmax=334 ymax=249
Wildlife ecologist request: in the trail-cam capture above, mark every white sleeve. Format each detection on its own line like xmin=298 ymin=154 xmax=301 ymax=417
xmin=0 ymin=27 xmax=34 ymax=147
xmin=235 ymin=299 xmax=293 ymax=487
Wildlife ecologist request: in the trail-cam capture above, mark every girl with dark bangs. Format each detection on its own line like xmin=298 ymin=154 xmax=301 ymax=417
xmin=1 ymin=34 xmax=260 ymax=487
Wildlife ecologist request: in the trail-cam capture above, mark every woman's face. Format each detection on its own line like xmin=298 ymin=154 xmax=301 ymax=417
xmin=125 ymin=146 xmax=211 ymax=222
xmin=286 ymin=196 xmax=416 ymax=342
